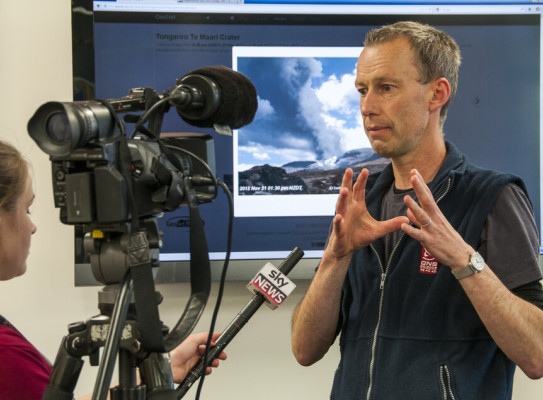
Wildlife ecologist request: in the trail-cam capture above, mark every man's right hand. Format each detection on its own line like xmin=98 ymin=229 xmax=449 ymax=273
xmin=327 ymin=168 xmax=408 ymax=261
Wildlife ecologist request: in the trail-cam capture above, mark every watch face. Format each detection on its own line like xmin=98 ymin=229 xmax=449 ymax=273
xmin=471 ymin=252 xmax=485 ymax=272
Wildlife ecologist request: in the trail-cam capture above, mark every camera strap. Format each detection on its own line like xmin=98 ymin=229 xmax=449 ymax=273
xmin=118 ymin=136 xmax=211 ymax=354
xmin=129 ymin=241 xmax=166 ymax=353
xmin=114 ymin=135 xmax=166 ymax=352
xmin=95 ymin=99 xmax=168 ymax=351
xmin=159 ymin=142 xmax=211 ymax=352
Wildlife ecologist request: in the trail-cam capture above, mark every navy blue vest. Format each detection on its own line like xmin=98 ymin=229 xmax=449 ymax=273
xmin=331 ymin=142 xmax=525 ymax=400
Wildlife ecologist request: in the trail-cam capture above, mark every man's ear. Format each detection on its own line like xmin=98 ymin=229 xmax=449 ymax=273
xmin=429 ymin=77 xmax=451 ymax=112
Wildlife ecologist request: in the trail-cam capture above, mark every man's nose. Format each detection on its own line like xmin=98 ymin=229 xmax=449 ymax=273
xmin=360 ymin=89 xmax=379 ymax=117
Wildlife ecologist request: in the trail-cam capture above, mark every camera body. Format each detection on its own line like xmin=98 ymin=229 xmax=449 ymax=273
xmin=50 ymin=139 xmax=192 ymax=227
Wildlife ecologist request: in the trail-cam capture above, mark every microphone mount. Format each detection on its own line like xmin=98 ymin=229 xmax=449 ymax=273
xmin=169 ymin=74 xmax=221 ymax=122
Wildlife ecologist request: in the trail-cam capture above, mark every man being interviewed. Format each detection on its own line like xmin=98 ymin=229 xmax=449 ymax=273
xmin=291 ymin=21 xmax=543 ymax=399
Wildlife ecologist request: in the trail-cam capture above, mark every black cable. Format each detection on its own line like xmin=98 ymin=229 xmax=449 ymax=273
xmin=163 ymin=143 xmax=219 ymax=201
xmin=129 ymin=96 xmax=171 ymax=139
xmin=195 ymin=179 xmax=233 ymax=400
xmin=95 ymin=98 xmax=127 ymax=137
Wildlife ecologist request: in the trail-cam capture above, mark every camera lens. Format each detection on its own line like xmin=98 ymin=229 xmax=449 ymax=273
xmin=46 ymin=112 xmax=71 ymax=144
xmin=28 ymin=101 xmax=120 ymax=157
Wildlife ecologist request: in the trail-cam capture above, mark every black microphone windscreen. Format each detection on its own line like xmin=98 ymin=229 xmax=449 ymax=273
xmin=178 ymin=65 xmax=258 ymax=129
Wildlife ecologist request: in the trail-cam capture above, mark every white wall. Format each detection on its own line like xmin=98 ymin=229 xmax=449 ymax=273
xmin=0 ymin=1 xmax=541 ymax=399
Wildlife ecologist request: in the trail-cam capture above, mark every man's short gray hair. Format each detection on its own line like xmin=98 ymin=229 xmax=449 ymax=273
xmin=364 ymin=21 xmax=461 ymax=126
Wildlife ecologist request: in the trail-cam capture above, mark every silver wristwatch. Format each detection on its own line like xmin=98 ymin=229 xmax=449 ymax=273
xmin=452 ymin=252 xmax=485 ymax=280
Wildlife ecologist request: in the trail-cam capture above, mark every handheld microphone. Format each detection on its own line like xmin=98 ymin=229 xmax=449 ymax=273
xmin=176 ymin=247 xmax=304 ymax=398
xmin=246 ymin=261 xmax=296 ymax=310
xmin=169 ymin=65 xmax=258 ymax=131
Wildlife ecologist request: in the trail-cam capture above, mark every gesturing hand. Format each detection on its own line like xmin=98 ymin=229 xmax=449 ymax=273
xmin=327 ymin=168 xmax=409 ymax=261
xmin=401 ymin=169 xmax=472 ymax=270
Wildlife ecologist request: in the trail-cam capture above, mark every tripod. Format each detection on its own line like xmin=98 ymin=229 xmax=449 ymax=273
xmin=42 ymin=218 xmax=209 ymax=400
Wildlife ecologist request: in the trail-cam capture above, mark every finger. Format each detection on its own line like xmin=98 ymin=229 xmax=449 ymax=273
xmin=335 ymin=169 xmax=354 ymax=218
xmin=211 ymin=357 xmax=225 ymax=367
xmin=341 ymin=168 xmax=354 ymax=191
xmin=194 ymin=332 xmax=221 ymax=348
xmin=197 ymin=340 xmax=218 ymax=354
xmin=189 ymin=332 xmax=213 ymax=347
xmin=410 ymin=170 xmax=435 ymax=209
xmin=404 ymin=194 xmax=422 ymax=216
xmin=335 ymin=188 xmax=349 ymax=219
xmin=205 ymin=356 xmax=225 ymax=374
xmin=332 ymin=213 xmax=344 ymax=236
xmin=200 ymin=348 xmax=226 ymax=359
xmin=401 ymin=221 xmax=425 ymax=241
xmin=375 ymin=215 xmax=411 ymax=238
xmin=404 ymin=195 xmax=430 ymax=228
xmin=352 ymin=168 xmax=369 ymax=203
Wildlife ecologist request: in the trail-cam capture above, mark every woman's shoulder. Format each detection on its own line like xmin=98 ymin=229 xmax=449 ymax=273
xmin=0 ymin=325 xmax=51 ymax=376
xmin=0 ymin=320 xmax=32 ymax=347
xmin=0 ymin=324 xmax=51 ymax=399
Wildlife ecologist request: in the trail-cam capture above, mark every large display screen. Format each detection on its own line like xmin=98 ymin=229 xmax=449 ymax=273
xmin=74 ymin=0 xmax=542 ymax=283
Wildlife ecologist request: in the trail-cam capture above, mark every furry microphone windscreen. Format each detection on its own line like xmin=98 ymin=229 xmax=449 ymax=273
xmin=178 ymin=65 xmax=258 ymax=129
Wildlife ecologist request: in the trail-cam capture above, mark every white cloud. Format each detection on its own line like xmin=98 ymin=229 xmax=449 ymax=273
xmin=253 ymin=152 xmax=271 ymax=160
xmin=256 ymin=96 xmax=275 ymax=119
xmin=316 ymin=69 xmax=359 ymax=114
xmin=280 ymin=135 xmax=314 ymax=150
xmin=294 ymin=63 xmax=368 ymax=160
xmin=238 ymin=163 xmax=256 ymax=172
xmin=239 ymin=141 xmax=317 ymax=166
xmin=282 ymin=58 xmax=323 ymax=82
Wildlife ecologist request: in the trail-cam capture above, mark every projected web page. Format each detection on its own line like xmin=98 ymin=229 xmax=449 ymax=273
xmin=88 ymin=3 xmax=542 ymax=265
xmin=232 ymin=46 xmax=385 ymax=217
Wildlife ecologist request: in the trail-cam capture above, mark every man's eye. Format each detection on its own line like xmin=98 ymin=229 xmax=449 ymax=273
xmin=383 ymin=84 xmax=392 ymax=92
xmin=358 ymin=88 xmax=367 ymax=96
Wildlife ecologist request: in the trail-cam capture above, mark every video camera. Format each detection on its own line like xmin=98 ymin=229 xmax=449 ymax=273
xmin=25 ymin=67 xmax=258 ymax=400
xmin=27 ymin=88 xmax=215 ymax=230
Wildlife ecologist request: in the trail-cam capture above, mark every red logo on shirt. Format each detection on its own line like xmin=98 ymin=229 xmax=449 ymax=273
xmin=420 ymin=248 xmax=438 ymax=274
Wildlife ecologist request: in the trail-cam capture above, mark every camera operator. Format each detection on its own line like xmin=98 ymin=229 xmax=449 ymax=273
xmin=0 ymin=138 xmax=226 ymax=400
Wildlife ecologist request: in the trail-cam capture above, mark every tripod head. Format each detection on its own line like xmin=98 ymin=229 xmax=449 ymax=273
xmin=85 ymin=219 xmax=161 ymax=286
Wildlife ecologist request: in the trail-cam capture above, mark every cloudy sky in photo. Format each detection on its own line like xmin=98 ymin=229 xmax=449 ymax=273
xmin=236 ymin=54 xmax=371 ymax=172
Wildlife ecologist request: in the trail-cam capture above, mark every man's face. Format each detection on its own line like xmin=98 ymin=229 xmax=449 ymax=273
xmin=355 ymin=37 xmax=435 ymax=160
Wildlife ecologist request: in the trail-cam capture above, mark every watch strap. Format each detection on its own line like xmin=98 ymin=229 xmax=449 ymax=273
xmin=452 ymin=252 xmax=484 ymax=280
xmin=451 ymin=265 xmax=475 ymax=280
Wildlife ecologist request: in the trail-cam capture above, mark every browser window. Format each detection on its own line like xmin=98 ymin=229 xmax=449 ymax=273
xmin=73 ymin=0 xmax=542 ymax=282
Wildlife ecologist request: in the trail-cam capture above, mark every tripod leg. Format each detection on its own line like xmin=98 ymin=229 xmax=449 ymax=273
xmin=41 ymin=335 xmax=84 ymax=400
xmin=110 ymin=349 xmax=146 ymax=400
xmin=139 ymin=353 xmax=177 ymax=400
xmin=93 ymin=273 xmax=133 ymax=400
